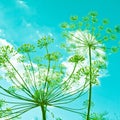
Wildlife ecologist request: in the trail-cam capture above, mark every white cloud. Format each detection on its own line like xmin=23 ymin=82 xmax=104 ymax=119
xmin=0 ymin=29 xmax=5 ymax=37
xmin=0 ymin=39 xmax=26 ymax=85
xmin=36 ymin=30 xmax=42 ymax=38
xmin=0 ymin=38 xmax=12 ymax=47
xmin=17 ymin=0 xmax=29 ymax=8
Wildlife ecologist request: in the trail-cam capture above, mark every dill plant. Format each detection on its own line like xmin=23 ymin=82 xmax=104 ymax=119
xmin=0 ymin=11 xmax=119 ymax=120
xmin=0 ymin=36 xmax=88 ymax=120
xmin=61 ymin=11 xmax=120 ymax=120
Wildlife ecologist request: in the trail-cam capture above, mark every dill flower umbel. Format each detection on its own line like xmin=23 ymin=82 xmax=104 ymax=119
xmin=66 ymin=30 xmax=106 ymax=62
xmin=63 ymin=30 xmax=107 ymax=86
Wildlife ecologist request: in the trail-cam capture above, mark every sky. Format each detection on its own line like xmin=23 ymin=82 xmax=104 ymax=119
xmin=0 ymin=0 xmax=120 ymax=120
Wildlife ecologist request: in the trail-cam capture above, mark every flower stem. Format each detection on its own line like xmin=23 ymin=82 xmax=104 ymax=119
xmin=41 ymin=105 xmax=47 ymax=120
xmin=86 ymin=46 xmax=92 ymax=120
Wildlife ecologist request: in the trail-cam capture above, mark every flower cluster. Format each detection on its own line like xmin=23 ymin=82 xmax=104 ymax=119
xmin=0 ymin=36 xmax=86 ymax=119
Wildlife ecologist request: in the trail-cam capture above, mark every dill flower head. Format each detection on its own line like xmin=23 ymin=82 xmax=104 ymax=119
xmin=66 ymin=30 xmax=106 ymax=62
xmin=62 ymin=30 xmax=107 ymax=88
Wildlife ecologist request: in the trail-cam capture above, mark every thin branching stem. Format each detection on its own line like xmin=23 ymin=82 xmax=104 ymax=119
xmin=47 ymin=62 xmax=77 ymax=99
xmin=0 ymin=86 xmax=34 ymax=102
xmin=3 ymin=105 xmax=37 ymax=119
xmin=3 ymin=62 xmax=34 ymax=98
xmin=43 ymin=46 xmax=51 ymax=95
xmin=86 ymin=46 xmax=92 ymax=120
xmin=27 ymin=53 xmax=38 ymax=91
xmin=5 ymin=57 xmax=34 ymax=97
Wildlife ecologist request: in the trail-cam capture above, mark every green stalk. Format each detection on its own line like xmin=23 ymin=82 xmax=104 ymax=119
xmin=86 ymin=46 xmax=92 ymax=120
xmin=41 ymin=105 xmax=47 ymax=120
xmin=27 ymin=53 xmax=37 ymax=91
xmin=43 ymin=46 xmax=50 ymax=96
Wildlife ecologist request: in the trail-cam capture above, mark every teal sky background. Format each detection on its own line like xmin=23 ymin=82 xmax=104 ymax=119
xmin=0 ymin=0 xmax=120 ymax=120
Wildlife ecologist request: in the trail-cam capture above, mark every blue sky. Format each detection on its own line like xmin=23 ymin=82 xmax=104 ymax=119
xmin=0 ymin=0 xmax=120 ymax=120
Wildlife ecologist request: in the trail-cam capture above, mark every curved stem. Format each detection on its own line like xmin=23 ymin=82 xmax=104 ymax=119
xmin=47 ymin=62 xmax=77 ymax=98
xmin=5 ymin=57 xmax=34 ymax=97
xmin=86 ymin=46 xmax=92 ymax=120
